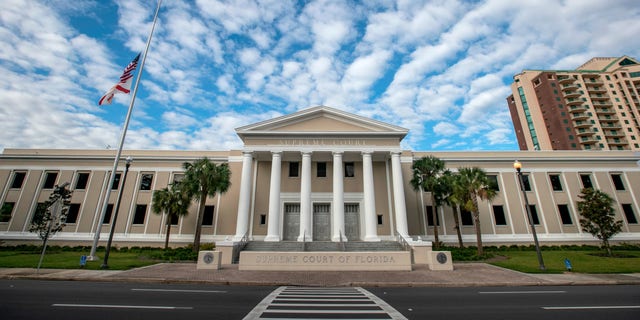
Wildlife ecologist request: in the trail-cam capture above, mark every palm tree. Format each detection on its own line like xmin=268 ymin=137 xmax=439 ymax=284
xmin=182 ymin=157 xmax=231 ymax=253
xmin=410 ymin=156 xmax=446 ymax=248
xmin=442 ymin=170 xmax=465 ymax=248
xmin=457 ymin=167 xmax=497 ymax=256
xmin=152 ymin=181 xmax=191 ymax=250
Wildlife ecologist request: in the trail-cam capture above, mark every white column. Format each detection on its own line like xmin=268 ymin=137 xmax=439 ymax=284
xmin=332 ymin=151 xmax=345 ymax=242
xmin=362 ymin=151 xmax=380 ymax=241
xmin=391 ymin=152 xmax=409 ymax=237
xmin=298 ymin=151 xmax=312 ymax=241
xmin=234 ymin=151 xmax=253 ymax=241
xmin=265 ymin=151 xmax=282 ymax=242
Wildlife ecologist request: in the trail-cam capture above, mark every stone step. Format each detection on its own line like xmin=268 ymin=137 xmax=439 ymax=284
xmin=242 ymin=241 xmax=404 ymax=252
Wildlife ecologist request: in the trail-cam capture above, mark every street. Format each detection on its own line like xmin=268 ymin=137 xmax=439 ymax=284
xmin=0 ymin=280 xmax=638 ymax=320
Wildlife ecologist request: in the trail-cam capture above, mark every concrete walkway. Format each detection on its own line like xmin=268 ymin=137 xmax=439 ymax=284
xmin=2 ymin=263 xmax=639 ymax=287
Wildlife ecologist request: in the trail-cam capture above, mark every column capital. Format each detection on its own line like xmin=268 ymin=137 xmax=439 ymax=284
xmin=390 ymin=151 xmax=402 ymax=156
xmin=361 ymin=151 xmax=373 ymax=156
xmin=271 ymin=151 xmax=282 ymax=156
xmin=301 ymin=151 xmax=313 ymax=157
xmin=332 ymin=151 xmax=344 ymax=156
xmin=242 ymin=151 xmax=253 ymax=157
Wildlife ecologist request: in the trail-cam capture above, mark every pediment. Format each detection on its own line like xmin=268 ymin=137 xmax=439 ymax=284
xmin=236 ymin=106 xmax=408 ymax=139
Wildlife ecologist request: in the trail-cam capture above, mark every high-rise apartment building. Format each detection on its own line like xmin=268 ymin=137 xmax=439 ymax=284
xmin=507 ymin=56 xmax=640 ymax=151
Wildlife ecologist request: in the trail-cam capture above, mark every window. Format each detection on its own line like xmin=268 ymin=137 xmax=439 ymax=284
xmin=621 ymin=204 xmax=638 ymax=224
xmin=426 ymin=206 xmax=439 ymax=226
xmin=344 ymin=162 xmax=355 ymax=178
xmin=140 ymin=173 xmax=153 ymax=190
xmin=528 ymin=205 xmax=540 ymax=225
xmin=316 ymin=162 xmax=327 ymax=178
xmin=377 ymin=214 xmax=383 ymax=225
xmin=521 ymin=174 xmax=532 ymax=191
xmin=549 ymin=174 xmax=563 ymax=191
xmin=133 ymin=205 xmax=147 ymax=224
xmin=11 ymin=172 xmax=26 ymax=189
xmin=170 ymin=213 xmax=179 ymax=225
xmin=288 ymin=162 xmax=299 ymax=177
xmin=202 ymin=205 xmax=215 ymax=226
xmin=492 ymin=205 xmax=507 ymax=226
xmin=487 ymin=175 xmax=499 ymax=191
xmin=173 ymin=174 xmax=185 ymax=183
xmin=580 ymin=174 xmax=593 ymax=189
xmin=557 ymin=204 xmax=572 ymax=225
xmin=65 ymin=204 xmax=81 ymax=224
xmin=460 ymin=208 xmax=474 ymax=226
xmin=111 ymin=173 xmax=122 ymax=190
xmin=43 ymin=172 xmax=58 ymax=189
xmin=75 ymin=173 xmax=90 ymax=190
xmin=103 ymin=204 xmax=114 ymax=224
xmin=260 ymin=214 xmax=266 ymax=225
xmin=0 ymin=202 xmax=15 ymax=222
xmin=611 ymin=174 xmax=625 ymax=190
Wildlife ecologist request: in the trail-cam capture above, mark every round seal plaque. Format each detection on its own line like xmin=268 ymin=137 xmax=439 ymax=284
xmin=436 ymin=252 xmax=448 ymax=264
xmin=203 ymin=252 xmax=214 ymax=264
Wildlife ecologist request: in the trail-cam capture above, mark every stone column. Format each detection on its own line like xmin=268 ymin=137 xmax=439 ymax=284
xmin=233 ymin=151 xmax=253 ymax=241
xmin=391 ymin=152 xmax=409 ymax=237
xmin=298 ymin=151 xmax=312 ymax=241
xmin=362 ymin=151 xmax=380 ymax=241
xmin=265 ymin=151 xmax=282 ymax=241
xmin=332 ymin=151 xmax=345 ymax=242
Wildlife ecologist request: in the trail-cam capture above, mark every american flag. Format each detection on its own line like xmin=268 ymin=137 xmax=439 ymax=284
xmin=98 ymin=53 xmax=141 ymax=105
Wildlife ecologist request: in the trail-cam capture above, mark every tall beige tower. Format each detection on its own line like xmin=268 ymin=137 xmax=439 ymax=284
xmin=507 ymin=56 xmax=640 ymax=151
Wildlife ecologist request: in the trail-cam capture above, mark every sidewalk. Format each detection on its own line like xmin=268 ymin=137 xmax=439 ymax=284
xmin=2 ymin=263 xmax=640 ymax=287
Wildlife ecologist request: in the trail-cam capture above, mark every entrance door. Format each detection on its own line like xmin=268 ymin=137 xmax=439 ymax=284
xmin=313 ymin=203 xmax=331 ymax=241
xmin=283 ymin=203 xmax=300 ymax=241
xmin=344 ymin=203 xmax=360 ymax=240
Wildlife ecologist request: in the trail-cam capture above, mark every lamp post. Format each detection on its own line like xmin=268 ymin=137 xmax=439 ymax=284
xmin=513 ymin=160 xmax=546 ymax=271
xmin=101 ymin=156 xmax=133 ymax=269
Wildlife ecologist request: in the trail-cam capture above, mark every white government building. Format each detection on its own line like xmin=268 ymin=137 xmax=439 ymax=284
xmin=1 ymin=106 xmax=639 ymax=248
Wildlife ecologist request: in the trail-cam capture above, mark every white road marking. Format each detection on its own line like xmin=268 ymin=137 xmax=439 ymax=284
xmin=132 ymin=288 xmax=226 ymax=293
xmin=543 ymin=305 xmax=640 ymax=310
xmin=52 ymin=303 xmax=193 ymax=310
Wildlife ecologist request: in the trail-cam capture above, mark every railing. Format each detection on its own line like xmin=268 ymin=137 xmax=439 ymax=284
xmin=232 ymin=231 xmax=249 ymax=264
xmin=397 ymin=233 xmax=414 ymax=264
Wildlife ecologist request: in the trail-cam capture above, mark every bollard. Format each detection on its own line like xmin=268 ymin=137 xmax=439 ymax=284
xmin=564 ymin=258 xmax=572 ymax=271
xmin=80 ymin=255 xmax=87 ymax=268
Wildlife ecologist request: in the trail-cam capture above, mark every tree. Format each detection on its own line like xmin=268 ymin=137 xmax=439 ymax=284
xmin=29 ymin=183 xmax=72 ymax=242
xmin=577 ymin=188 xmax=622 ymax=256
xmin=442 ymin=170 xmax=465 ymax=248
xmin=182 ymin=157 xmax=231 ymax=252
xmin=410 ymin=155 xmax=446 ymax=248
xmin=457 ymin=167 xmax=497 ymax=256
xmin=152 ymin=181 xmax=191 ymax=250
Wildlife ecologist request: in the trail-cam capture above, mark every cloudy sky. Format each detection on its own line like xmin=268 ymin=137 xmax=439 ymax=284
xmin=1 ymin=0 xmax=639 ymax=153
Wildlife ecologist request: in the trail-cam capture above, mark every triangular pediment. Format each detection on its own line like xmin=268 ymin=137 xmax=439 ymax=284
xmin=236 ymin=106 xmax=408 ymax=141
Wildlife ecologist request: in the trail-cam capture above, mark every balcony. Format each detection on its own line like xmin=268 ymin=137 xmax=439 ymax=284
xmin=569 ymin=105 xmax=587 ymax=113
xmin=563 ymin=90 xmax=581 ymax=98
xmin=573 ymin=120 xmax=592 ymax=128
xmin=592 ymin=100 xmax=613 ymax=106
xmin=561 ymin=84 xmax=579 ymax=91
xmin=558 ymin=75 xmax=575 ymax=83
xmin=598 ymin=116 xmax=619 ymax=122
xmin=601 ymin=123 xmax=622 ymax=129
xmin=584 ymin=78 xmax=604 ymax=86
xmin=565 ymin=98 xmax=583 ymax=105
xmin=589 ymin=94 xmax=611 ymax=101
xmin=587 ymin=86 xmax=607 ymax=93
xmin=604 ymin=131 xmax=625 ymax=137
xmin=607 ymin=138 xmax=628 ymax=146
xmin=571 ymin=112 xmax=590 ymax=120
xmin=594 ymin=108 xmax=615 ymax=114
xmin=576 ymin=129 xmax=595 ymax=136
xmin=579 ymin=137 xmax=600 ymax=144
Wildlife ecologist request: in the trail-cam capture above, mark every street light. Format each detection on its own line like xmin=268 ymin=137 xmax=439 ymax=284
xmin=513 ymin=160 xmax=546 ymax=271
xmin=101 ymin=156 xmax=133 ymax=269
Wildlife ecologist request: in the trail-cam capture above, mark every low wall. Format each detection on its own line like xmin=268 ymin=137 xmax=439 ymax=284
xmin=238 ymin=251 xmax=412 ymax=271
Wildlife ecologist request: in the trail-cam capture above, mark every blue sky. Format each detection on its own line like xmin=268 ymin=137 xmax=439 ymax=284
xmin=1 ymin=0 xmax=639 ymax=152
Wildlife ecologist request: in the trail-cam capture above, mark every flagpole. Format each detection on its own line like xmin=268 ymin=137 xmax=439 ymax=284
xmin=88 ymin=0 xmax=162 ymax=261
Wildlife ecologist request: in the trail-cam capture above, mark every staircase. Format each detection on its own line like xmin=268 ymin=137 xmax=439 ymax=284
xmin=242 ymin=241 xmax=404 ymax=252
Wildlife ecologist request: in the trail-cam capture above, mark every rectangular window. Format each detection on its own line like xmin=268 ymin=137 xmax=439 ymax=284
xmin=621 ymin=204 xmax=638 ymax=224
xmin=140 ymin=173 xmax=153 ymax=190
xmin=0 ymin=202 xmax=15 ymax=222
xmin=611 ymin=174 xmax=625 ymax=191
xmin=580 ymin=174 xmax=593 ymax=189
xmin=344 ymin=162 xmax=355 ymax=178
xmin=202 ymin=205 xmax=215 ymax=226
xmin=316 ymin=162 xmax=327 ymax=177
xmin=492 ymin=205 xmax=507 ymax=226
xmin=170 ymin=213 xmax=179 ymax=225
xmin=549 ymin=174 xmax=563 ymax=191
xmin=377 ymin=214 xmax=383 ymax=225
xmin=289 ymin=162 xmax=299 ymax=177
xmin=529 ymin=205 xmax=540 ymax=225
xmin=133 ymin=205 xmax=147 ymax=224
xmin=75 ymin=173 xmax=90 ymax=190
xmin=260 ymin=214 xmax=266 ymax=225
xmin=557 ymin=204 xmax=573 ymax=225
xmin=521 ymin=174 xmax=532 ymax=191
xmin=173 ymin=174 xmax=185 ymax=183
xmin=11 ymin=172 xmax=26 ymax=189
xmin=460 ymin=208 xmax=474 ymax=226
xmin=111 ymin=173 xmax=122 ymax=190
xmin=43 ymin=172 xmax=58 ymax=189
xmin=485 ymin=175 xmax=499 ymax=192
xmin=65 ymin=204 xmax=81 ymax=224
xmin=426 ymin=206 xmax=440 ymax=226
xmin=103 ymin=204 xmax=114 ymax=224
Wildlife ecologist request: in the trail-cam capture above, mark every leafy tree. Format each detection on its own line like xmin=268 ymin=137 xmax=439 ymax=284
xmin=182 ymin=157 xmax=231 ymax=252
xmin=457 ymin=167 xmax=497 ymax=256
xmin=152 ymin=181 xmax=191 ymax=250
xmin=29 ymin=183 xmax=72 ymax=242
xmin=442 ymin=171 xmax=465 ymax=248
xmin=410 ymin=155 xmax=447 ymax=248
xmin=577 ymin=188 xmax=623 ymax=256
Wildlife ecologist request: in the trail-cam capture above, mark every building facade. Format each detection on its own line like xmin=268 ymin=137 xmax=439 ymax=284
xmin=1 ymin=106 xmax=640 ymax=247
xmin=507 ymin=56 xmax=640 ymax=151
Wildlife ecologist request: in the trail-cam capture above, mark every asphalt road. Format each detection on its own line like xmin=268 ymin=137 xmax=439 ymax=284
xmin=1 ymin=280 xmax=639 ymax=320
